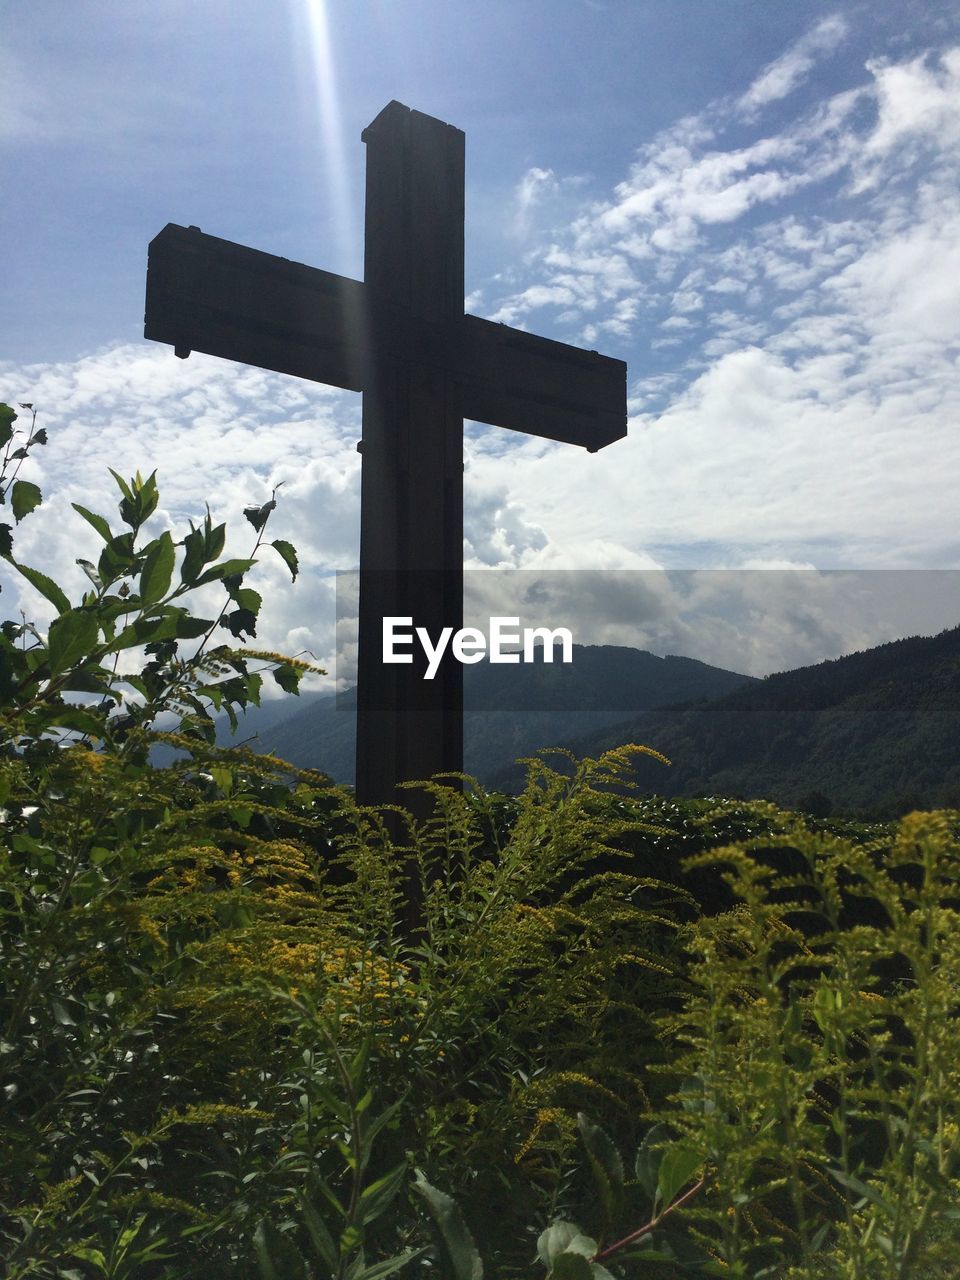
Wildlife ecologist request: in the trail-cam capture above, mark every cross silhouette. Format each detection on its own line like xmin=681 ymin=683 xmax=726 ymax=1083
xmin=145 ymin=101 xmax=626 ymax=809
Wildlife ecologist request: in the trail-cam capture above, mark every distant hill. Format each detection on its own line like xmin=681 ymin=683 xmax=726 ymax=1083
xmin=221 ymin=645 xmax=756 ymax=784
xmin=217 ymin=628 xmax=960 ymax=816
xmin=487 ymin=627 xmax=960 ymax=817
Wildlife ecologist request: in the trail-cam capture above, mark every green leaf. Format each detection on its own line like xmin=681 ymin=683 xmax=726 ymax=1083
xmin=52 ymin=999 xmax=77 ymax=1026
xmin=224 ymin=607 xmax=258 ymax=639
xmin=656 ymin=1145 xmax=701 ymax=1210
xmin=254 ymin=1219 xmax=308 ymax=1280
xmin=272 ymin=662 xmax=301 ymax=694
xmin=139 ymin=470 xmax=159 ymax=521
xmin=0 ymin=403 xmax=16 ymax=448
xmin=349 ymin=1035 xmax=373 ymax=1091
xmin=244 ymin=499 xmax=276 ymax=532
xmin=621 ymin=1230 xmax=716 ymax=1267
xmin=243 ymin=671 xmax=263 ymax=705
xmin=48 ymin=709 xmax=105 ymax=737
xmin=209 ymin=765 xmax=233 ymax=795
xmin=231 ymin=583 xmax=260 ymax=608
xmin=577 ymin=1113 xmax=623 ymax=1225
xmin=313 ymin=1173 xmax=345 ymax=1218
xmin=365 ymin=1095 xmax=406 ymax=1146
xmin=301 ymin=1192 xmax=339 ymax=1272
xmin=111 ymin=469 xmax=159 ymax=530
xmin=634 ymin=1123 xmax=670 ymax=1203
xmin=72 ymin=503 xmax=113 ymax=542
xmin=68 ymin=1247 xmax=106 ymax=1269
xmin=559 ymin=1234 xmax=597 ymax=1260
xmin=180 ymin=526 xmax=206 ymax=585
xmin=205 ymin=517 xmax=226 ymax=561
xmin=356 ymin=1248 xmax=426 ymax=1280
xmin=829 ymin=1168 xmax=894 ymax=1213
xmin=550 ymin=1254 xmax=594 ymax=1280
xmin=538 ymin=1225 xmax=583 ymax=1269
xmin=272 ymin=538 xmax=299 ymax=581
xmin=98 ymin=532 xmax=138 ymax=585
xmin=13 ymin=561 xmax=71 ymax=614
xmin=108 ymin=468 xmax=134 ymax=502
xmin=359 ymin=1162 xmax=407 ymax=1226
xmin=11 ymin=480 xmax=42 ymax=523
xmin=140 ymin=531 xmax=175 ymax=605
xmin=47 ymin=608 xmax=99 ymax=675
xmin=339 ymin=1223 xmax=362 ymax=1256
xmin=194 ymin=557 xmax=256 ymax=587
xmin=411 ymin=1172 xmax=482 ymax=1280
xmin=108 ymin=609 xmax=212 ymax=651
xmin=578 ymin=1114 xmax=623 ymax=1187
xmin=0 ymin=523 xmax=12 ymax=557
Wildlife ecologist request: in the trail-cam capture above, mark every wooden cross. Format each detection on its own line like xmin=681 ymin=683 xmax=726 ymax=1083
xmin=144 ymin=101 xmax=626 ymax=809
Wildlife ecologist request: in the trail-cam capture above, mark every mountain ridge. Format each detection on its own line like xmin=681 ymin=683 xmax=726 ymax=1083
xmin=220 ymin=627 xmax=960 ymax=818
xmin=489 ymin=626 xmax=960 ymax=816
xmin=222 ymin=643 xmax=756 ymax=783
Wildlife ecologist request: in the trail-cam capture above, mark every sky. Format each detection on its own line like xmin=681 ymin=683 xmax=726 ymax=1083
xmin=2 ymin=0 xmax=960 ymax=689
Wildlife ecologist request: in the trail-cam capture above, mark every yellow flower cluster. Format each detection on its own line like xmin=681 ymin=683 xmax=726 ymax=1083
xmin=63 ymin=745 xmax=108 ymax=773
xmin=515 ymin=1107 xmax=574 ymax=1162
xmin=314 ymin=945 xmax=421 ymax=1023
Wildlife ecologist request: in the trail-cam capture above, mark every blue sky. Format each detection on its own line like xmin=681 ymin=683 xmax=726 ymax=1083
xmin=2 ymin=1 xmax=960 ymax=683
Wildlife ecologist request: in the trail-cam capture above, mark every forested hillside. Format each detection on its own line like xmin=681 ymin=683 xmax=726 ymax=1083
xmin=503 ymin=625 xmax=960 ymax=816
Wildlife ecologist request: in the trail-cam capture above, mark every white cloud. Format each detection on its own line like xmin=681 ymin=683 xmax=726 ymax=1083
xmin=709 ymin=275 xmax=749 ymax=294
xmin=463 ymin=468 xmax=549 ymax=568
xmin=851 ymin=47 xmax=960 ymax=190
xmin=484 ymin=26 xmax=960 ymax=347
xmin=461 ymin=25 xmax=959 ymax=589
xmin=737 ymin=15 xmax=849 ymax=117
xmin=514 ymin=166 xmax=556 ymax=231
xmin=824 ymin=205 xmax=960 ymax=346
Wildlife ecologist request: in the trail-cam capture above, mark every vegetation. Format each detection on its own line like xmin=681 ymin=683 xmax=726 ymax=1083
xmin=2 ymin=402 xmax=960 ymax=1278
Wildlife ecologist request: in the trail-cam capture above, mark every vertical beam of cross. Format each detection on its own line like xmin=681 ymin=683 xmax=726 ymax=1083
xmin=356 ymin=104 xmax=465 ymax=810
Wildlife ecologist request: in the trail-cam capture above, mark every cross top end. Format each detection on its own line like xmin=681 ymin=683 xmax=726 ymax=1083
xmin=145 ymin=103 xmax=627 ymax=451
xmin=361 ymin=99 xmax=463 ymax=145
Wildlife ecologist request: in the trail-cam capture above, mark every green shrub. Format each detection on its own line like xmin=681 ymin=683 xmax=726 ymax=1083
xmin=0 ymin=406 xmax=684 ymax=1277
xmin=527 ymin=805 xmax=960 ymax=1279
xmin=4 ymin=402 xmax=959 ymax=1279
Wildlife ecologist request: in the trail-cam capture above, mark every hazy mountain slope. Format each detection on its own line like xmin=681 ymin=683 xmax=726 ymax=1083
xmin=222 ymin=645 xmax=757 ymax=784
xmin=494 ymin=627 xmax=960 ymax=815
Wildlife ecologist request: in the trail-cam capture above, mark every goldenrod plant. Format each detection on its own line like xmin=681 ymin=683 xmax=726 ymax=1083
xmin=0 ymin=405 xmax=681 ymax=1276
xmin=511 ymin=807 xmax=960 ymax=1279
xmin=3 ymin=402 xmax=960 ymax=1278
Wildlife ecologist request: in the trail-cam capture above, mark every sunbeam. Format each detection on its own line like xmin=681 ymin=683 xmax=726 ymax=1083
xmin=291 ymin=0 xmax=358 ymax=273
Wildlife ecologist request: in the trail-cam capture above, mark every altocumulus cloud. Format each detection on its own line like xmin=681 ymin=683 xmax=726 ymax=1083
xmin=469 ymin=25 xmax=960 ymax=584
